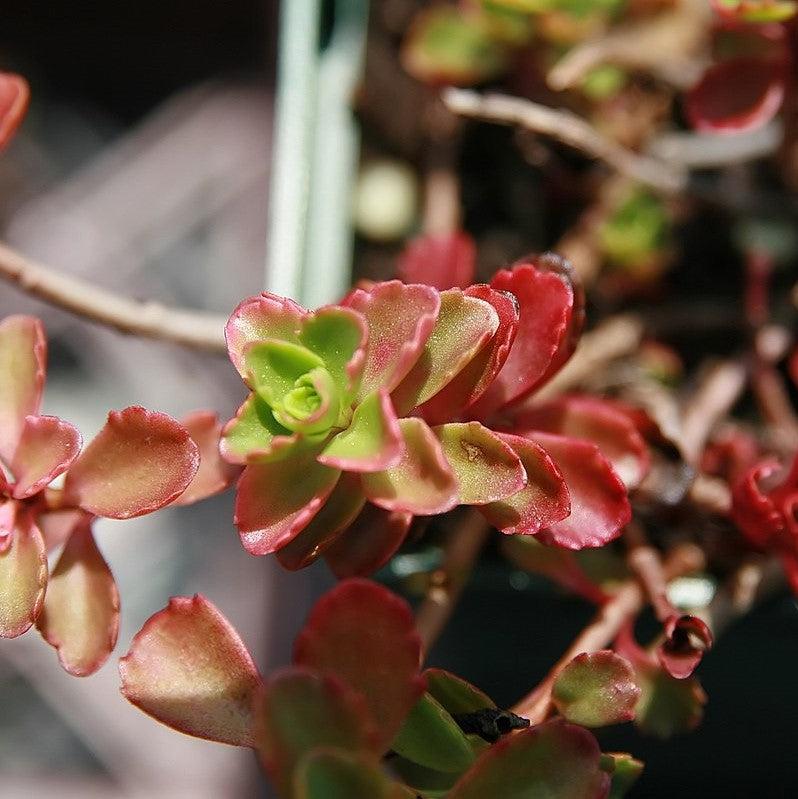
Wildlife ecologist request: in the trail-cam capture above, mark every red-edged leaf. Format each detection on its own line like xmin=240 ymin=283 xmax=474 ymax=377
xmin=0 ymin=315 xmax=46 ymax=465
xmin=418 ymin=286 xmax=519 ymax=424
xmin=10 ymin=415 xmax=82 ymax=499
xmin=172 ymin=411 xmax=240 ymax=506
xmin=472 ymin=256 xmax=582 ymax=415
xmin=448 ymin=718 xmax=609 ymax=799
xmin=63 ymin=407 xmax=199 ymax=519
xmin=480 ymin=432 xmax=570 ymax=535
xmin=120 ymin=594 xmax=263 ymax=746
xmin=711 ymin=0 xmax=797 ymax=23
xmin=392 ymin=290 xmax=499 ymax=415
xmin=293 ymin=579 xmax=426 ymax=753
xmin=0 ymin=508 xmax=47 ymax=638
xmin=552 ymin=651 xmax=640 ymax=727
xmin=0 ymin=73 xmax=29 ymax=152
xmin=657 ymin=614 xmax=713 ymax=680
xmin=361 ymin=417 xmax=459 ymax=515
xmin=525 ymin=432 xmax=630 ymax=549
xmin=424 ymin=668 xmax=495 ymax=714
xmin=36 ymin=523 xmax=119 ymax=676
xmin=275 ymin=474 xmax=366 ymax=571
xmin=324 ymin=505 xmax=413 ymax=578
xmin=255 ymin=668 xmax=378 ymax=797
xmin=685 ymin=56 xmax=786 ymax=133
xmin=342 ymin=281 xmax=440 ymax=401
xmin=235 ymin=455 xmax=341 ymax=556
xmin=36 ymin=508 xmax=88 ymax=553
xmin=397 ymin=231 xmax=476 ymax=290
xmin=434 ymin=422 xmax=526 ymax=505
xmin=510 ymin=395 xmax=650 ymax=489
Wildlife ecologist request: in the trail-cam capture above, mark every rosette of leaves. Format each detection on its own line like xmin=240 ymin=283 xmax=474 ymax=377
xmin=0 ymin=315 xmax=237 ymax=675
xmin=120 ymin=578 xmax=642 ymax=798
xmin=222 ymin=257 xmax=637 ymax=575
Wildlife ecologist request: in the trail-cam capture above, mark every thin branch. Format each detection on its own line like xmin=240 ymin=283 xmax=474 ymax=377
xmin=511 ymin=543 xmax=706 ymax=723
xmin=624 ymin=523 xmax=673 ymax=622
xmin=0 ymin=240 xmax=228 ymax=353
xmin=416 ymin=512 xmax=490 ymax=657
xmin=442 ymin=88 xmax=687 ymax=195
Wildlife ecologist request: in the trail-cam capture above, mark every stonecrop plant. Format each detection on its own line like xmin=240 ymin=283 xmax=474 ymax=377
xmin=3 ymin=0 xmax=798 ymax=791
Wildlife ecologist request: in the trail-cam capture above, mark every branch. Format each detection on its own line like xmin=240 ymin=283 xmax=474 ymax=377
xmin=442 ymin=88 xmax=687 ymax=195
xmin=416 ymin=512 xmax=490 ymax=656
xmin=0 ymin=240 xmax=228 ymax=353
xmin=511 ymin=542 xmax=706 ymax=723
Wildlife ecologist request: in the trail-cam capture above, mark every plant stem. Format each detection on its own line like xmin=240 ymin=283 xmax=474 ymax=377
xmin=0 ymin=240 xmax=227 ymax=352
xmin=511 ymin=542 xmax=705 ymax=723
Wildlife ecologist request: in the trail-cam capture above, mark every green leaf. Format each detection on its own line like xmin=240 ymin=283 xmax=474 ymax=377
xmin=391 ymin=756 xmax=461 ymax=798
xmin=391 ymin=692 xmax=476 ymax=773
xmin=221 ymin=393 xmax=302 ymax=463
xmin=424 ymin=669 xmax=495 ymax=715
xmin=634 ymin=664 xmax=706 ymax=739
xmin=244 ymin=339 xmax=324 ymax=405
xmin=601 ymin=752 xmax=644 ymax=799
xmin=295 ymin=749 xmax=403 ymax=799
xmin=553 ymin=651 xmax=640 ymax=728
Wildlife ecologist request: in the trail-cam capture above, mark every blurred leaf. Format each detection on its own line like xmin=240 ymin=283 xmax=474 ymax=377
xmin=600 ymin=752 xmax=645 ymax=799
xmin=634 ymin=664 xmax=707 ymax=738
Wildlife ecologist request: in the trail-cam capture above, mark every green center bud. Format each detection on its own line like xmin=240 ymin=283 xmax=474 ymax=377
xmin=271 ymin=366 xmax=340 ymax=437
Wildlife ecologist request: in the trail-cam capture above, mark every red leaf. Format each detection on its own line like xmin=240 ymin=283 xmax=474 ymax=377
xmin=293 ymin=579 xmax=425 ymax=753
xmin=0 ymin=73 xmax=29 ymax=152
xmin=397 ymin=231 xmax=476 ymax=290
xmin=657 ymin=614 xmax=714 ymax=680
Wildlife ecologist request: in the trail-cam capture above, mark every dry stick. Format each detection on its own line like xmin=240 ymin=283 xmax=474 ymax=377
xmin=511 ymin=543 xmax=706 ymax=723
xmin=442 ymin=88 xmax=687 ymax=196
xmin=0 ymin=240 xmax=228 ymax=353
xmin=416 ymin=512 xmax=491 ymax=656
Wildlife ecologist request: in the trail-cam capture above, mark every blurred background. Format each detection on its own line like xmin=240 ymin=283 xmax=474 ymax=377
xmin=1 ymin=1 xmax=798 ymax=797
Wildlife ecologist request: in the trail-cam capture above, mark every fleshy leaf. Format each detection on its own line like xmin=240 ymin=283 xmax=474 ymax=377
xmin=256 ymin=668 xmax=377 ymax=798
xmin=36 ymin=523 xmax=119 ymax=676
xmin=293 ymin=579 xmax=425 ymax=753
xmin=472 ymin=258 xmax=579 ymax=415
xmin=172 ymin=411 xmax=240 ymax=505
xmin=418 ymin=286 xmax=519 ymax=423
xmin=0 ymin=509 xmax=47 ymax=638
xmin=10 ymin=415 xmax=82 ymax=499
xmin=392 ymin=290 xmax=499 ymax=415
xmin=657 ymin=614 xmax=713 ymax=680
xmin=711 ymin=0 xmax=796 ymax=23
xmin=552 ymin=651 xmax=640 ymax=727
xmin=324 ymin=505 xmax=412 ymax=578
xmin=296 ymin=748 xmax=408 ymax=799
xmin=434 ymin=422 xmax=526 ymax=505
xmin=397 ymin=231 xmax=476 ymax=290
xmin=318 ymin=390 xmax=403 ymax=472
xmin=120 ymin=594 xmax=262 ymax=746
xmin=276 ymin=475 xmax=366 ymax=571
xmin=480 ymin=432 xmax=570 ymax=534
xmin=63 ymin=407 xmax=199 ymax=519
xmin=731 ymin=459 xmax=783 ymax=549
xmin=447 ymin=718 xmax=610 ymax=799
xmin=0 ymin=315 xmax=45 ymax=464
xmin=36 ymin=508 xmax=87 ymax=553
xmin=511 ymin=395 xmax=650 ymax=489
xmin=425 ymin=668 xmax=495 ymax=715
xmin=244 ymin=339 xmax=324 ymax=403
xmin=602 ymin=753 xmax=644 ymax=799
xmin=0 ymin=73 xmax=29 ymax=152
xmin=226 ymin=293 xmax=305 ymax=379
xmin=634 ymin=664 xmax=707 ymax=739
xmin=361 ymin=418 xmax=458 ymax=515
xmin=392 ymin=692 xmax=476 ymax=773
xmin=220 ymin=393 xmax=302 ymax=464
xmin=685 ymin=56 xmax=786 ymax=133
xmin=235 ymin=455 xmax=341 ymax=556
xmin=525 ymin=432 xmax=630 ymax=549
xmin=342 ymin=281 xmax=440 ymax=401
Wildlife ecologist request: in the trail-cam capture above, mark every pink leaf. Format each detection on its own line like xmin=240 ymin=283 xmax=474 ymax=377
xmin=36 ymin=523 xmax=119 ymax=676
xmin=0 ymin=73 xmax=29 ymax=152
xmin=63 ymin=407 xmax=200 ymax=519
xmin=361 ymin=417 xmax=459 ymax=515
xmin=0 ymin=315 xmax=46 ymax=465
xmin=0 ymin=508 xmax=47 ymax=638
xmin=172 ymin=411 xmax=240 ymax=506
xmin=342 ymin=281 xmax=440 ymax=401
xmin=685 ymin=55 xmax=786 ymax=133
xmin=120 ymin=594 xmax=263 ymax=746
xmin=235 ymin=455 xmax=341 ymax=555
xmin=10 ymin=415 xmax=82 ymax=499
xmin=525 ymin=432 xmax=630 ymax=549
xmin=397 ymin=231 xmax=476 ymax=290
xmin=510 ymin=395 xmax=650 ymax=489
xmin=293 ymin=579 xmax=426 ymax=753
xmin=657 ymin=614 xmax=714 ymax=680
xmin=480 ymin=432 xmax=570 ymax=535
xmin=325 ymin=505 xmax=413 ymax=578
